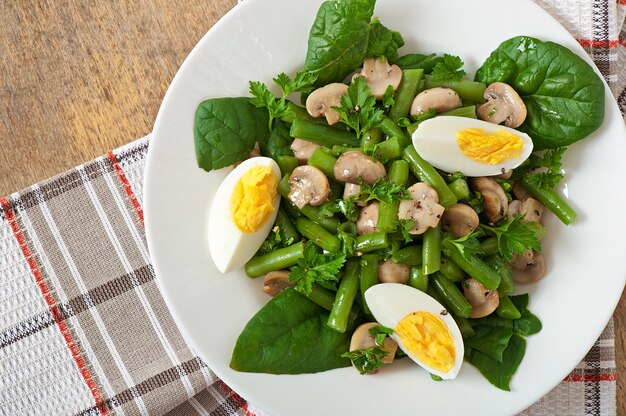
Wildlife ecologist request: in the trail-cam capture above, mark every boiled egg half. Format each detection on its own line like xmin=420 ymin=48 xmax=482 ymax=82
xmin=412 ymin=116 xmax=533 ymax=177
xmin=365 ymin=283 xmax=464 ymax=379
xmin=208 ymin=157 xmax=281 ymax=274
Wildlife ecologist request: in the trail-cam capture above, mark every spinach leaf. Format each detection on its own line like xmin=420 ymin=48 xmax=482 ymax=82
xmin=510 ymin=294 xmax=543 ymax=336
xmin=466 ymin=319 xmax=513 ymax=362
xmin=395 ymin=53 xmax=443 ymax=73
xmin=475 ymin=36 xmax=605 ymax=150
xmin=465 ymin=334 xmax=526 ymax=391
xmin=194 ymin=98 xmax=269 ymax=171
xmin=304 ymin=0 xmax=375 ymax=87
xmin=230 ymin=287 xmax=353 ymax=373
xmin=365 ymin=19 xmax=404 ymax=62
xmin=259 ymin=119 xmax=293 ymax=160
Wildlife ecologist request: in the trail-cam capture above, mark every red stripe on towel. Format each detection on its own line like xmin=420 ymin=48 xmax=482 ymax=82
xmin=107 ymin=151 xmax=144 ymax=226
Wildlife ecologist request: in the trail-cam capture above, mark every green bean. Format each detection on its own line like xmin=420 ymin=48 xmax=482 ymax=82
xmin=359 ymin=254 xmax=379 ymax=315
xmin=448 ymin=178 xmax=470 ymax=200
xmin=361 ymin=128 xmax=383 ymax=149
xmin=422 ymin=225 xmax=441 ymax=275
xmin=328 ymin=258 xmax=361 ymax=333
xmin=281 ymin=102 xmax=325 ymax=124
xmin=402 ymin=145 xmax=457 ymax=208
xmin=308 ymin=148 xmax=337 ymax=179
xmin=481 ymin=237 xmax=499 ymax=256
xmin=391 ymin=245 xmax=423 ymax=265
xmin=439 ymin=257 xmax=465 ymax=282
xmin=430 ymin=273 xmax=472 ymax=318
xmin=451 ymin=314 xmax=475 ymax=339
xmin=423 ymin=75 xmax=486 ymax=103
xmin=443 ymin=240 xmax=501 ymax=290
xmin=295 ymin=284 xmax=358 ymax=322
xmin=281 ymin=199 xmax=300 ymax=219
xmin=295 ymin=217 xmax=341 ymax=252
xmin=275 ymin=207 xmax=300 ymax=244
xmin=355 ymin=231 xmax=388 ymax=253
xmin=441 ymin=105 xmax=477 ymax=119
xmin=521 ymin=175 xmax=577 ymax=225
xmin=496 ymin=294 xmax=522 ymax=320
xmin=373 ymin=136 xmax=402 ymax=162
xmin=377 ymin=160 xmax=409 ymax=232
xmin=338 ymin=221 xmax=357 ymax=235
xmin=245 ymin=241 xmax=305 ymax=277
xmin=496 ymin=261 xmax=514 ymax=295
xmin=278 ymin=175 xmax=340 ymax=232
xmin=276 ymin=155 xmax=298 ymax=176
xmin=380 ymin=116 xmax=411 ymax=148
xmin=290 ymin=119 xmax=361 ymax=148
xmin=408 ymin=266 xmax=428 ymax=292
xmin=388 ymin=69 xmax=424 ymax=122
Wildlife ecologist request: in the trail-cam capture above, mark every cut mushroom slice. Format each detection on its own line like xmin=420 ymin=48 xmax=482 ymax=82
xmin=463 ymin=278 xmax=499 ymax=318
xmin=290 ymin=138 xmax=321 ymax=164
xmin=511 ymin=250 xmax=546 ymax=284
xmin=263 ymin=270 xmax=295 ymax=296
xmin=410 ymin=87 xmax=461 ymax=116
xmin=511 ymin=180 xmax=532 ymax=201
xmin=352 ymin=58 xmax=403 ymax=99
xmin=441 ymin=203 xmax=480 ymax=238
xmin=470 ymin=177 xmax=508 ymax=224
xmin=398 ymin=182 xmax=445 ymax=235
xmin=349 ymin=322 xmax=399 ymax=373
xmin=333 ymin=151 xmax=386 ymax=185
xmin=306 ymin=83 xmax=349 ymax=125
xmin=377 ymin=259 xmax=410 ymax=284
xmin=357 ymin=201 xmax=379 ymax=235
xmin=343 ymin=183 xmax=366 ymax=207
xmin=508 ymin=197 xmax=545 ymax=224
xmin=477 ymin=82 xmax=527 ymax=128
xmin=288 ymin=165 xmax=330 ymax=209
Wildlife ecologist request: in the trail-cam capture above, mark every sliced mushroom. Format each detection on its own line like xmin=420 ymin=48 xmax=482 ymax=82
xmin=397 ymin=182 xmax=445 ymax=235
xmin=263 ymin=270 xmax=295 ymax=296
xmin=352 ymin=58 xmax=403 ymax=99
xmin=463 ymin=278 xmax=499 ymax=318
xmin=511 ymin=250 xmax=546 ymax=284
xmin=470 ymin=177 xmax=508 ymax=224
xmin=441 ymin=203 xmax=480 ymax=238
xmin=288 ymin=165 xmax=330 ymax=209
xmin=508 ymin=198 xmax=545 ymax=223
xmin=343 ymin=183 xmax=366 ymax=207
xmin=477 ymin=82 xmax=527 ymax=128
xmin=349 ymin=322 xmax=399 ymax=373
xmin=333 ymin=151 xmax=386 ymax=185
xmin=356 ymin=201 xmax=379 ymax=235
xmin=511 ymin=180 xmax=532 ymax=201
xmin=410 ymin=87 xmax=461 ymax=116
xmin=377 ymin=259 xmax=410 ymax=284
xmin=290 ymin=138 xmax=321 ymax=164
xmin=306 ymin=83 xmax=349 ymax=125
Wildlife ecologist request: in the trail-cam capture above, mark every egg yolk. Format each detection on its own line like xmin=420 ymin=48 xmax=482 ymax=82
xmin=457 ymin=128 xmax=524 ymax=165
xmin=395 ymin=311 xmax=455 ymax=372
xmin=230 ymin=165 xmax=277 ymax=233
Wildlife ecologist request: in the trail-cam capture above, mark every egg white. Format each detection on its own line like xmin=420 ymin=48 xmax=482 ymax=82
xmin=208 ymin=157 xmax=281 ymax=274
xmin=412 ymin=116 xmax=534 ymax=177
xmin=364 ymin=283 xmax=464 ymax=379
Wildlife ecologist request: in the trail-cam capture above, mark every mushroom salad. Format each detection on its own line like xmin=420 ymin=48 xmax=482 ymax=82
xmin=194 ymin=0 xmax=605 ymax=391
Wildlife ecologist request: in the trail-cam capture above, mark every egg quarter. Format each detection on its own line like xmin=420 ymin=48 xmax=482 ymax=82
xmin=411 ymin=116 xmax=534 ymax=177
xmin=364 ymin=283 xmax=465 ymax=380
xmin=208 ymin=157 xmax=281 ymax=274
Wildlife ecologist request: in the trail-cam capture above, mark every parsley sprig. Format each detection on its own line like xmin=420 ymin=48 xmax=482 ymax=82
xmin=480 ymin=216 xmax=541 ymax=262
xmin=357 ymin=177 xmax=411 ymax=204
xmin=524 ymin=147 xmax=567 ymax=190
xmin=288 ymin=242 xmax=346 ymax=295
xmin=249 ymin=71 xmax=317 ymax=130
xmin=333 ymin=77 xmax=384 ymax=139
xmin=430 ymin=54 xmax=466 ymax=82
xmin=369 ymin=325 xmax=394 ymax=347
xmin=341 ymin=347 xmax=389 ymax=375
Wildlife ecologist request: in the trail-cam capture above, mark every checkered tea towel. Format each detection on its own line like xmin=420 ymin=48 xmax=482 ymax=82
xmin=1 ymin=0 xmax=625 ymax=415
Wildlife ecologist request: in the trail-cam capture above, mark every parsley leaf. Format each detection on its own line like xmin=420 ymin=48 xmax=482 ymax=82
xmin=430 ymin=54 xmax=466 ymax=82
xmin=480 ymin=216 xmax=541 ymax=262
xmin=333 ymin=77 xmax=384 ymax=139
xmin=320 ymin=197 xmax=358 ymax=223
xmin=524 ymin=147 xmax=567 ymax=190
xmin=341 ymin=347 xmax=389 ymax=375
xmin=338 ymin=231 xmax=357 ymax=257
xmin=446 ymin=232 xmax=484 ymax=258
xmin=381 ymin=85 xmax=395 ymax=110
xmin=288 ymin=242 xmax=346 ymax=295
xmin=273 ymin=71 xmax=318 ymax=97
xmin=396 ymin=219 xmax=415 ymax=243
xmin=368 ymin=325 xmax=394 ymax=347
xmin=357 ymin=177 xmax=411 ymax=204
xmin=256 ymin=226 xmax=283 ymax=257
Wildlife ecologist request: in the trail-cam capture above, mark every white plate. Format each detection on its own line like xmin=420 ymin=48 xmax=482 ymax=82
xmin=144 ymin=0 xmax=626 ymax=414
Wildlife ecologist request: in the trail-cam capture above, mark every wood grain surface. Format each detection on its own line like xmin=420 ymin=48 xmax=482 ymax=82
xmin=0 ymin=1 xmax=623 ymax=414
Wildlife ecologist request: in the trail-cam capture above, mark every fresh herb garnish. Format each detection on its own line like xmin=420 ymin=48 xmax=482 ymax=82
xmin=333 ymin=77 xmax=385 ymax=139
xmin=368 ymin=325 xmax=394 ymax=347
xmin=430 ymin=54 xmax=466 ymax=82
xmin=396 ymin=219 xmax=415 ymax=243
xmin=381 ymin=85 xmax=395 ymax=110
xmin=480 ymin=216 xmax=541 ymax=262
xmin=446 ymin=232 xmax=485 ymax=258
xmin=289 ymin=242 xmax=346 ymax=295
xmin=357 ymin=177 xmax=411 ymax=204
xmin=320 ymin=197 xmax=359 ymax=222
xmin=341 ymin=347 xmax=389 ymax=375
xmin=524 ymin=147 xmax=567 ymax=190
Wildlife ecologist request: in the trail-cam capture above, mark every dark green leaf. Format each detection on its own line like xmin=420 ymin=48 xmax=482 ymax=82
xmin=396 ymin=53 xmax=444 ymax=73
xmin=465 ymin=334 xmax=526 ymax=391
xmin=259 ymin=119 xmax=293 ymax=160
xmin=289 ymin=242 xmax=346 ymax=295
xmin=341 ymin=347 xmax=388 ymax=374
xmin=466 ymin=322 xmax=513 ymax=362
xmin=368 ymin=324 xmax=393 ymax=347
xmin=194 ymin=98 xmax=269 ymax=171
xmin=230 ymin=288 xmax=352 ymax=373
xmin=365 ymin=19 xmax=404 ymax=62
xmin=431 ymin=54 xmax=466 ymax=82
xmin=475 ymin=36 xmax=605 ymax=149
xmin=510 ymin=294 xmax=542 ymax=336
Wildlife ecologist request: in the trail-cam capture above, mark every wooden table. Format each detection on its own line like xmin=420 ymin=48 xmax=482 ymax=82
xmin=0 ymin=1 xmax=624 ymax=414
